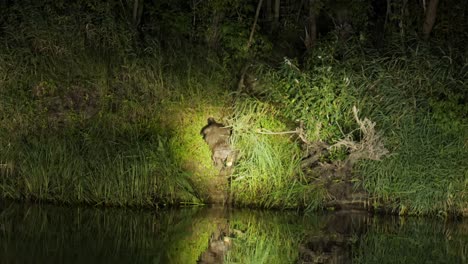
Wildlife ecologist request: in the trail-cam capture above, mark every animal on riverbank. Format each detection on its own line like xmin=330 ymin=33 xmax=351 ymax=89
xmin=200 ymin=118 xmax=235 ymax=169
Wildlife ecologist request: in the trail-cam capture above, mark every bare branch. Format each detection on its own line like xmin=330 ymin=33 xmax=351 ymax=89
xmin=247 ymin=0 xmax=264 ymax=49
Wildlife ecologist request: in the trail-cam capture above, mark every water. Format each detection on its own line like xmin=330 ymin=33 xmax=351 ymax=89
xmin=0 ymin=201 xmax=466 ymax=264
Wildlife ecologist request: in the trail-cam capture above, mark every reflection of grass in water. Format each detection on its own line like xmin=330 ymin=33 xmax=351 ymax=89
xmin=226 ymin=231 xmax=296 ymax=264
xmin=225 ymin=210 xmax=468 ymax=264
xmin=2 ymin=202 xmax=468 ymax=264
xmin=353 ymin=217 xmax=468 ymax=263
xmin=225 ymin=210 xmax=321 ymax=264
xmin=0 ymin=202 xmax=216 ymax=264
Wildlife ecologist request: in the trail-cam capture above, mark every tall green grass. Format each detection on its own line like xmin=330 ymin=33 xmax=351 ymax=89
xmin=359 ymin=114 xmax=468 ymax=215
xmin=340 ymin=44 xmax=468 ymax=215
xmin=229 ymin=98 xmax=327 ymax=210
xmin=0 ymin=49 xmax=233 ymax=206
xmin=359 ymin=44 xmax=465 ymax=217
xmin=0 ymin=4 xmax=232 ymax=206
xmin=1 ymin=118 xmax=200 ymax=206
xmin=0 ymin=1 xmax=466 ymax=215
xmin=228 ymin=38 xmax=466 ymax=215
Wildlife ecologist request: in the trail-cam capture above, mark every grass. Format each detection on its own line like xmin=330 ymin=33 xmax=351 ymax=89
xmin=0 ymin=34 xmax=231 ymax=206
xmin=359 ymin=114 xmax=468 ymax=215
xmin=1 ymin=118 xmax=198 ymax=206
xmin=229 ymin=98 xmax=327 ymax=210
xmin=0 ymin=0 xmax=237 ymax=206
xmin=0 ymin=2 xmax=466 ymax=215
xmin=339 ymin=44 xmax=468 ymax=215
xmin=235 ymin=39 xmax=467 ymax=215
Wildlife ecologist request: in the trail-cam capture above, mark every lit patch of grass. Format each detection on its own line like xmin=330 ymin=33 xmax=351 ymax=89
xmin=0 ymin=36 xmax=234 ymax=206
xmin=2 ymin=117 xmax=200 ymax=206
xmin=151 ymin=58 xmax=234 ymax=201
xmin=230 ymin=98 xmax=327 ymax=209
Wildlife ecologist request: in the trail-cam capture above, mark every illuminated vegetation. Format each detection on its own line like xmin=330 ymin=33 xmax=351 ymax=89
xmin=0 ymin=0 xmax=466 ymax=215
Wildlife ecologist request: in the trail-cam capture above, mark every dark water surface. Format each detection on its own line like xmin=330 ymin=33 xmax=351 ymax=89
xmin=0 ymin=201 xmax=467 ymax=264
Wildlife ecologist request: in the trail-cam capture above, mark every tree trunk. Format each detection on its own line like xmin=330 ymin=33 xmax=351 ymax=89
xmin=266 ymin=0 xmax=272 ymax=23
xmin=399 ymin=0 xmax=408 ymax=40
xmin=304 ymin=0 xmax=317 ymax=50
xmin=384 ymin=0 xmax=390 ymax=30
xmin=207 ymin=10 xmax=224 ymax=50
xmin=132 ymin=0 xmax=144 ymax=28
xmin=273 ymin=0 xmax=280 ymax=31
xmin=422 ymin=0 xmax=439 ymax=40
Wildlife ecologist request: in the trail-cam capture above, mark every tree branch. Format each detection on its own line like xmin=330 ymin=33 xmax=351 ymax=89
xmin=247 ymin=0 xmax=264 ymax=49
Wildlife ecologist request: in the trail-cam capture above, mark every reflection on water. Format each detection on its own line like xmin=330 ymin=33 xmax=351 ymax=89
xmin=0 ymin=201 xmax=467 ymax=264
xmin=298 ymin=212 xmax=369 ymax=263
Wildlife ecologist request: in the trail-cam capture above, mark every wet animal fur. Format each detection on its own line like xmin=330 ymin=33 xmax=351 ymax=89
xmin=200 ymin=118 xmax=234 ymax=168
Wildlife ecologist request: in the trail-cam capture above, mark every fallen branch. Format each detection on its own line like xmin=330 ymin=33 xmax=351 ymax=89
xmin=256 ymin=121 xmax=311 ymax=144
xmin=332 ymin=106 xmax=389 ymax=164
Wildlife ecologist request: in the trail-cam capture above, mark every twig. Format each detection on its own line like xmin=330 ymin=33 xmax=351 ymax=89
xmin=256 ymin=121 xmax=311 ymax=145
xmin=256 ymin=129 xmax=298 ymax=135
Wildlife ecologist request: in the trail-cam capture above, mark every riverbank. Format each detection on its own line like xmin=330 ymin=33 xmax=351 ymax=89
xmin=0 ymin=1 xmax=466 ymax=216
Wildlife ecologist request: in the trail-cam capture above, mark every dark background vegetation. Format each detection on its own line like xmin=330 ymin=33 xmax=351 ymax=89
xmin=0 ymin=0 xmax=466 ymax=216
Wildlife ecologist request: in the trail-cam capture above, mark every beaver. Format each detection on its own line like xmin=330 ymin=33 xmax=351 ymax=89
xmin=200 ymin=118 xmax=234 ymax=168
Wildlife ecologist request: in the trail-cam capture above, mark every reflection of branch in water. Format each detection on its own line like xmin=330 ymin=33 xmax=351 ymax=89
xmin=298 ymin=212 xmax=370 ymax=264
